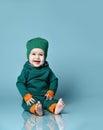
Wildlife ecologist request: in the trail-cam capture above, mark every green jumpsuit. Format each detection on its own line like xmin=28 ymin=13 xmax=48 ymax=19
xmin=16 ymin=61 xmax=58 ymax=114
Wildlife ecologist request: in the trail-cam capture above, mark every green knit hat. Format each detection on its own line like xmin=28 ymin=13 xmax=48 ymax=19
xmin=26 ymin=37 xmax=49 ymax=59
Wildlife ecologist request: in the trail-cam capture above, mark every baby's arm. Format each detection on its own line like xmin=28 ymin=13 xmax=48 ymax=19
xmin=45 ymin=69 xmax=58 ymax=100
xmin=16 ymin=68 xmax=34 ymax=104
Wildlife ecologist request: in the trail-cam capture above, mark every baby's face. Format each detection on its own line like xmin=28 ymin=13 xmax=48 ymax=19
xmin=29 ymin=48 xmax=45 ymax=67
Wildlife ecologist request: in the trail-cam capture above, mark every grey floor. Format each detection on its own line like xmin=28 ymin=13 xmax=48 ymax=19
xmin=1 ymin=97 xmax=103 ymax=130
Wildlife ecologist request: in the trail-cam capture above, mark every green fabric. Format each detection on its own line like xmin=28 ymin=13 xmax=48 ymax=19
xmin=26 ymin=37 xmax=48 ymax=59
xmin=16 ymin=61 xmax=58 ymax=98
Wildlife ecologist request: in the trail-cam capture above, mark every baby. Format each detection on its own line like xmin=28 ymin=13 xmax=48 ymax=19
xmin=16 ymin=37 xmax=65 ymax=116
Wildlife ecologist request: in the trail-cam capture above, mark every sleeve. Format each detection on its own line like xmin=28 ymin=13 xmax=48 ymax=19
xmin=46 ymin=68 xmax=58 ymax=97
xmin=16 ymin=68 xmax=32 ymax=102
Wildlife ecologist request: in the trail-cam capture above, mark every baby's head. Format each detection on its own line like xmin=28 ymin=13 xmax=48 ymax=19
xmin=26 ymin=37 xmax=48 ymax=67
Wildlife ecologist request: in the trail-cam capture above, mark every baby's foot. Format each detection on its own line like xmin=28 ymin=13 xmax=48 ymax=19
xmin=54 ymin=98 xmax=65 ymax=115
xmin=35 ymin=101 xmax=43 ymax=116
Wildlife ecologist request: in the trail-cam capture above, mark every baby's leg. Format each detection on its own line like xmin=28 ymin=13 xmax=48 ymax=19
xmin=54 ymin=98 xmax=65 ymax=115
xmin=35 ymin=101 xmax=43 ymax=116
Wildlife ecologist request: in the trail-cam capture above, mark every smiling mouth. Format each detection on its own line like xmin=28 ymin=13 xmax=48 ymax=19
xmin=34 ymin=60 xmax=40 ymax=64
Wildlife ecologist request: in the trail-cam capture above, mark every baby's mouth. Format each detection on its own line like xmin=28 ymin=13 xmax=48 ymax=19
xmin=34 ymin=60 xmax=40 ymax=64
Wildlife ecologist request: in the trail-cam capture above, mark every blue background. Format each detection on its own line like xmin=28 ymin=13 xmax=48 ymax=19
xmin=0 ymin=0 xmax=103 ymax=129
xmin=0 ymin=0 xmax=103 ymax=101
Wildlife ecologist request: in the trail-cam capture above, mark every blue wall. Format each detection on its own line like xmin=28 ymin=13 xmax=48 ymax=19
xmin=0 ymin=0 xmax=103 ymax=102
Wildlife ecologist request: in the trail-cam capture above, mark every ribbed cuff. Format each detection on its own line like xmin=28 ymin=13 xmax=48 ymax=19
xmin=46 ymin=90 xmax=54 ymax=98
xmin=23 ymin=93 xmax=32 ymax=102
xmin=49 ymin=103 xmax=57 ymax=113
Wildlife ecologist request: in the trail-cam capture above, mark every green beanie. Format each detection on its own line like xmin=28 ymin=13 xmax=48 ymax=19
xmin=26 ymin=37 xmax=49 ymax=59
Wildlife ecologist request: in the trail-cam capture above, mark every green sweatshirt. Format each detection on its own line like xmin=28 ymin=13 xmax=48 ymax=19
xmin=16 ymin=61 xmax=58 ymax=99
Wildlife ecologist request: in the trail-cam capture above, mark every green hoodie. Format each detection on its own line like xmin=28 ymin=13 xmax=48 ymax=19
xmin=16 ymin=61 xmax=58 ymax=98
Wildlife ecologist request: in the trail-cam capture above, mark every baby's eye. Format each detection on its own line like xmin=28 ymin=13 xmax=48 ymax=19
xmin=32 ymin=53 xmax=36 ymax=55
xmin=39 ymin=53 xmax=43 ymax=56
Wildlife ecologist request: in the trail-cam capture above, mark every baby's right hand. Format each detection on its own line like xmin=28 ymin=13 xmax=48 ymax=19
xmin=26 ymin=98 xmax=35 ymax=106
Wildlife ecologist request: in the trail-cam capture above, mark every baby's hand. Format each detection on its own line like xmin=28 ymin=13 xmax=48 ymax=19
xmin=45 ymin=93 xmax=53 ymax=100
xmin=26 ymin=98 xmax=35 ymax=106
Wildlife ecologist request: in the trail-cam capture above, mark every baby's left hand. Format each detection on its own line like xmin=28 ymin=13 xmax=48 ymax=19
xmin=45 ymin=93 xmax=53 ymax=100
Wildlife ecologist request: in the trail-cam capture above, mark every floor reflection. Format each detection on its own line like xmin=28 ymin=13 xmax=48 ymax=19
xmin=22 ymin=111 xmax=65 ymax=130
